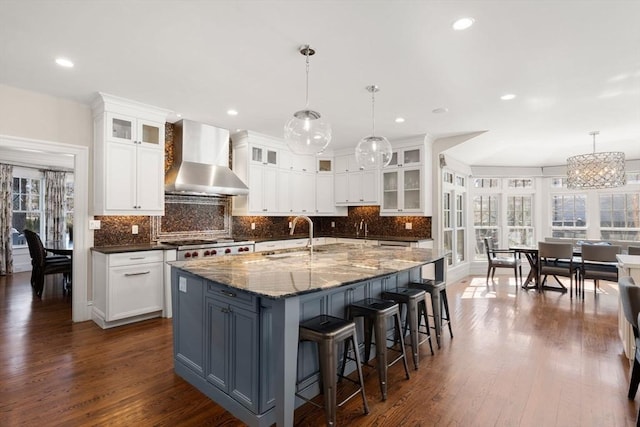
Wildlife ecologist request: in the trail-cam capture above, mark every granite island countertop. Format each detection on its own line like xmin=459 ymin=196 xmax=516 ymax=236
xmin=170 ymin=243 xmax=446 ymax=299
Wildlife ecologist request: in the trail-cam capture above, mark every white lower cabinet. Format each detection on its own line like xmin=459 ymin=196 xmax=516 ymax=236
xmin=92 ymin=250 xmax=164 ymax=328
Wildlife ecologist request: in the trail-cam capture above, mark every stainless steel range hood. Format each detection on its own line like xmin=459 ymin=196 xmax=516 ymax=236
xmin=165 ymin=119 xmax=249 ymax=196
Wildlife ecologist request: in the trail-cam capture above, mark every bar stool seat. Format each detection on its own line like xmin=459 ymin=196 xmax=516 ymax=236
xmin=298 ymin=315 xmax=369 ymax=426
xmin=381 ymin=288 xmax=434 ymax=369
xmin=409 ymin=279 xmax=453 ymax=348
xmin=345 ymin=298 xmax=411 ymax=400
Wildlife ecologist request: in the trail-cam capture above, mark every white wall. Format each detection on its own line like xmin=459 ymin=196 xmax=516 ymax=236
xmin=0 ymin=84 xmax=93 ymax=322
xmin=0 ymin=84 xmax=92 ymax=146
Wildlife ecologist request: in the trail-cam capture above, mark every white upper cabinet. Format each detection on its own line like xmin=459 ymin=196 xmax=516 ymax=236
xmin=380 ymin=140 xmax=432 ymax=216
xmin=231 ymin=131 xmax=339 ymax=216
xmin=92 ymin=93 xmax=170 ymax=216
xmin=334 ymin=153 xmax=379 ymax=206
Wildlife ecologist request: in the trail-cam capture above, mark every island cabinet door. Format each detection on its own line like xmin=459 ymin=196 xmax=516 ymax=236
xmin=173 ymin=272 xmax=205 ymax=376
xmin=206 ymin=298 xmax=231 ymax=392
xmin=205 ymin=297 xmax=260 ymax=413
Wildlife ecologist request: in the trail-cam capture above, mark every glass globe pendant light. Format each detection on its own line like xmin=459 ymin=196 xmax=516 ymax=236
xmin=355 ymin=85 xmax=393 ymax=168
xmin=284 ymin=45 xmax=332 ymax=155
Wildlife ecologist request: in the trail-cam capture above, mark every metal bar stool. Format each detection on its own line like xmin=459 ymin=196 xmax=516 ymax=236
xmin=344 ymin=298 xmax=410 ymax=400
xmin=410 ymin=279 xmax=453 ymax=348
xmin=297 ymin=315 xmax=369 ymax=427
xmin=381 ymin=288 xmax=434 ymax=370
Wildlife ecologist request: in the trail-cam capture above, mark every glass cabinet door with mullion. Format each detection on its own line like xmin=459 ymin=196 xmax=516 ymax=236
xmin=403 ymin=168 xmax=421 ymax=210
xmin=383 ymin=170 xmax=399 ymax=210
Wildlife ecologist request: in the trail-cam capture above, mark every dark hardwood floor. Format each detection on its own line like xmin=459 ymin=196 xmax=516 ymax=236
xmin=1 ymin=271 xmax=637 ymax=426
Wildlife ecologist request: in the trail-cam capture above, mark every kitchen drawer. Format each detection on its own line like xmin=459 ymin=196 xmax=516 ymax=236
xmin=207 ymin=282 xmax=257 ymax=311
xmin=109 ymin=250 xmax=164 ymax=267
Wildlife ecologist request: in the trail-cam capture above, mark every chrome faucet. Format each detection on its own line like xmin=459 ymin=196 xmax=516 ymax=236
xmin=290 ymin=215 xmax=314 ymax=254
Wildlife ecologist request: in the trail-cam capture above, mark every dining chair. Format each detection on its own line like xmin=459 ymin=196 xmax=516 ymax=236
xmin=538 ymin=242 xmax=577 ymax=296
xmin=580 ymin=244 xmax=620 ymax=298
xmin=483 ymin=237 xmax=521 ymax=286
xmin=618 ymin=276 xmax=640 ymax=422
xmin=23 ymin=229 xmax=72 ymax=297
xmin=629 ymin=246 xmax=640 ymax=256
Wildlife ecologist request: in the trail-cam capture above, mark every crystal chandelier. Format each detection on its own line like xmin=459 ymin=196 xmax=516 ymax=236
xmin=355 ymin=85 xmax=393 ymax=168
xmin=284 ymin=45 xmax=332 ymax=155
xmin=566 ymin=131 xmax=626 ymax=189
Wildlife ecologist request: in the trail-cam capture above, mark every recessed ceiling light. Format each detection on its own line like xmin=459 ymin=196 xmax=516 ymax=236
xmin=395 ymin=117 xmax=405 ymax=123
xmin=176 ymin=113 xmax=182 ymax=118
xmin=227 ymin=109 xmax=238 ymax=116
xmin=500 ymin=94 xmax=516 ymax=100
xmin=432 ymin=107 xmax=449 ymax=114
xmin=452 ymin=17 xmax=475 ymax=31
xmin=55 ymin=57 xmax=74 ymax=68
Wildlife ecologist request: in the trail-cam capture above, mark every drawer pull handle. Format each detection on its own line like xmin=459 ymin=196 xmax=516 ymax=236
xmin=129 ymin=257 xmax=146 ymax=260
xmin=124 ymin=271 xmax=151 ymax=277
xmin=220 ymin=290 xmax=236 ymax=298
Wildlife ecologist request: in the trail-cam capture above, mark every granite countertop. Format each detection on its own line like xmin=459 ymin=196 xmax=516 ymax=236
xmin=91 ymin=243 xmax=175 ymax=254
xmin=170 ymin=243 xmax=446 ymax=299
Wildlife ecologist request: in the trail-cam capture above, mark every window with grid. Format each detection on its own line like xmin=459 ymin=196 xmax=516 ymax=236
xmin=455 ymin=193 xmax=465 ymax=263
xmin=443 ymin=191 xmax=453 ymax=265
xmin=507 ymin=195 xmax=534 ymax=247
xmin=599 ymin=193 xmax=640 ymax=241
xmin=473 ymin=195 xmax=498 ymax=260
xmin=550 ymin=194 xmax=587 ymax=238
xmin=473 ymin=178 xmax=499 ymax=189
xmin=12 ymin=177 xmax=43 ymax=246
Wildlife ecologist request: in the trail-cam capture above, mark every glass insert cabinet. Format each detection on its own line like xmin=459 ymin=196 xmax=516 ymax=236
xmin=382 ymin=168 xmax=421 ymax=212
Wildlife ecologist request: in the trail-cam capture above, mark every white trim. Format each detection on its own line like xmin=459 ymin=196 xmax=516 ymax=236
xmin=0 ymin=134 xmax=91 ymax=322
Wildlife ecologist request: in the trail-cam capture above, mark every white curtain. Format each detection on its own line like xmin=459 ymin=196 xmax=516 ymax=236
xmin=44 ymin=170 xmax=67 ymax=242
xmin=0 ymin=164 xmax=13 ymax=275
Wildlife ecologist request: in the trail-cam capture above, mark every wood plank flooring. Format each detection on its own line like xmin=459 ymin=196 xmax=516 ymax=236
xmin=1 ymin=272 xmax=638 ymax=426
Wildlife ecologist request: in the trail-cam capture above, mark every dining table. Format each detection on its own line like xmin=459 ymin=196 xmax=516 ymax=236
xmin=45 ymin=240 xmax=73 ymax=292
xmin=45 ymin=239 xmax=73 ymax=256
xmin=509 ymin=246 xmax=540 ymax=290
xmin=509 ymin=245 xmax=584 ymax=293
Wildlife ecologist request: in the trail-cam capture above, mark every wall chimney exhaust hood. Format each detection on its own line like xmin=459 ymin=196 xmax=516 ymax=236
xmin=165 ymin=120 xmax=249 ymax=196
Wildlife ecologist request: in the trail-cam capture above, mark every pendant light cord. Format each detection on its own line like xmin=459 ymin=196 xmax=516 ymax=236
xmin=304 ymin=46 xmax=310 ymax=108
xmin=590 ymin=130 xmax=599 ymax=154
xmin=371 ymin=88 xmax=376 ymax=136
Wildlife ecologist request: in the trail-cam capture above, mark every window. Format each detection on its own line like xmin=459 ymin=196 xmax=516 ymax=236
xmin=550 ymin=194 xmax=587 ymax=238
xmin=508 ymin=178 xmax=533 ymax=188
xmin=599 ymin=193 xmax=640 ymax=241
xmin=507 ymin=195 xmax=534 ymax=246
xmin=443 ymin=170 xmax=467 ymax=267
xmin=473 ymin=178 xmax=499 ymax=188
xmin=456 ymin=194 xmax=465 ymax=263
xmin=473 ymin=195 xmax=498 ymax=259
xmin=12 ymin=176 xmax=42 ymax=246
xmin=443 ymin=171 xmax=454 ymax=184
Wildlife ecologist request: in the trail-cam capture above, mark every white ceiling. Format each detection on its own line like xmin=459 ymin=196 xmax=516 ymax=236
xmin=1 ymin=0 xmax=639 ymax=167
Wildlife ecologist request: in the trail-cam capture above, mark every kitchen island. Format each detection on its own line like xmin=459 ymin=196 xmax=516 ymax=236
xmin=170 ymin=243 xmax=446 ymax=426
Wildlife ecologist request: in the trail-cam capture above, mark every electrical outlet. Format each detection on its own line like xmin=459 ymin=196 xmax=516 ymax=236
xmin=179 ymin=277 xmax=187 ymax=293
xmin=251 ymin=222 xmax=256 ymax=230
xmin=132 ymin=225 xmax=139 ymax=234
xmin=331 ymin=221 xmax=335 ymax=228
xmin=89 ymin=220 xmax=101 ymax=230
xmin=405 ymin=222 xmax=412 ymax=230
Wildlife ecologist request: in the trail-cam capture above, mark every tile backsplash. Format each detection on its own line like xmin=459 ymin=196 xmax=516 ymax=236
xmin=232 ymin=206 xmax=431 ymax=240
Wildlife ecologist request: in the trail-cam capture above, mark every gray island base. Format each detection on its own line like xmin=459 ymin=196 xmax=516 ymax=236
xmin=170 ymin=243 xmax=446 ymax=426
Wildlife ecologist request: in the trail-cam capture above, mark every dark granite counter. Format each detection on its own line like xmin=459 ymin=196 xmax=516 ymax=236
xmin=91 ymin=243 xmax=174 ymax=254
